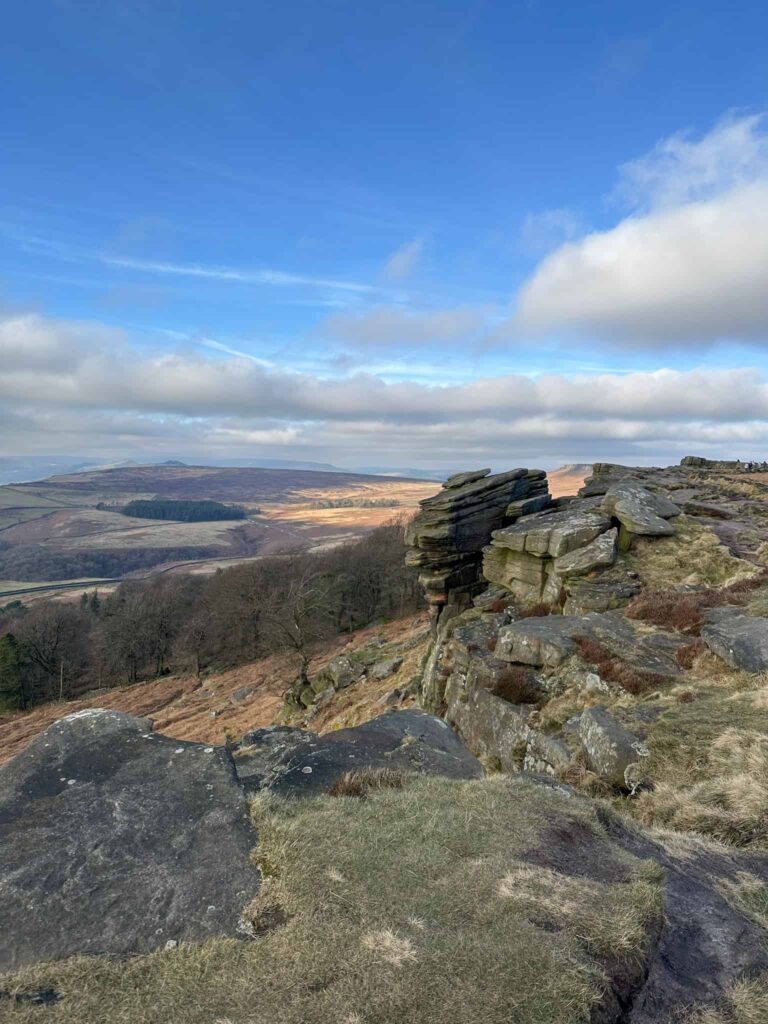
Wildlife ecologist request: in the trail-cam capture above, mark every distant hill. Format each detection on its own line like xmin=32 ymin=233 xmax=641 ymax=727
xmin=547 ymin=463 xmax=592 ymax=498
xmin=18 ymin=463 xmax=425 ymax=503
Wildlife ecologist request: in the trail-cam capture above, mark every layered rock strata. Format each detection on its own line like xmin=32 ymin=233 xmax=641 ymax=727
xmin=404 ymin=467 xmax=551 ymax=623
xmin=408 ymin=462 xmax=689 ymax=782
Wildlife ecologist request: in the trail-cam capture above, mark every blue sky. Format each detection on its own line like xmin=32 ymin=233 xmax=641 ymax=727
xmin=2 ymin=0 xmax=768 ymax=470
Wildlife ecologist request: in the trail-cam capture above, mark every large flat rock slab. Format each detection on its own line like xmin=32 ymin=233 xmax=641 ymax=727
xmin=236 ymin=711 xmax=483 ymax=795
xmin=489 ymin=508 xmax=612 ymax=558
xmin=495 ymin=611 xmax=684 ymax=674
xmin=0 ymin=710 xmax=258 ymax=971
xmin=702 ymin=613 xmax=768 ymax=672
xmin=601 ymin=483 xmax=679 ymax=536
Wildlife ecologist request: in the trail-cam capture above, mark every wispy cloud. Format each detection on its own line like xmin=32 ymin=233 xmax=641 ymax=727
xmin=150 ymin=327 xmax=274 ymax=366
xmin=100 ymin=254 xmax=377 ymax=293
xmin=1 ymin=226 xmax=378 ymax=295
xmin=383 ymin=237 xmax=425 ymax=281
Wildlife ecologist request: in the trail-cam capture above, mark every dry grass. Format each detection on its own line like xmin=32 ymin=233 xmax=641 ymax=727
xmin=719 ymin=871 xmax=768 ymax=931
xmin=491 ymin=667 xmax=543 ymax=706
xmin=517 ymin=601 xmax=555 ymax=619
xmin=676 ymin=639 xmax=708 ymax=670
xmin=0 ymin=616 xmax=427 ymax=766
xmin=623 ymin=517 xmax=757 ymax=589
xmin=682 ymin=973 xmax=768 ymax=1024
xmin=573 ymin=635 xmax=671 ymax=696
xmin=633 ymin=683 xmax=768 ymax=846
xmin=0 ymin=776 xmax=663 ymax=1024
xmin=625 ymin=571 xmax=768 ymax=636
xmin=328 ymin=767 xmax=408 ymax=798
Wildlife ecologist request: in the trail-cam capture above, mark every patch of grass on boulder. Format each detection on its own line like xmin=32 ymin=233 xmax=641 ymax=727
xmin=623 ymin=516 xmax=757 ymax=589
xmin=632 ymin=679 xmax=768 ymax=847
xmin=0 ymin=776 xmax=663 ymax=1024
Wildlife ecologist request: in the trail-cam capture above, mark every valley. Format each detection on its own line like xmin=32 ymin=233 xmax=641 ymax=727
xmin=0 ymin=463 xmax=591 ymax=600
xmin=0 ymin=464 xmax=440 ymax=598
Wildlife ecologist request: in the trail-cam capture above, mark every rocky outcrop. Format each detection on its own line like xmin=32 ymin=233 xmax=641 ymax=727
xmin=405 ymin=468 xmax=551 ymax=621
xmin=495 ymin=610 xmax=684 ymax=673
xmin=682 ymin=454 xmax=768 ymax=472
xmin=0 ymin=710 xmax=258 ymax=971
xmin=702 ymin=612 xmax=768 ymax=672
xmin=601 ymin=482 xmax=680 ymax=538
xmin=408 ymin=461 xmax=696 ymax=786
xmin=577 ymin=705 xmax=648 ymax=786
xmin=484 ymin=507 xmax=615 ymax=603
xmin=233 ymin=710 xmax=483 ymax=794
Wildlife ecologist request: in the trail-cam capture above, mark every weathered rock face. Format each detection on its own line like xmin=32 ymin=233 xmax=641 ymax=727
xmin=682 ymin=454 xmax=768 ymax=472
xmin=420 ymin=596 xmax=687 ymax=782
xmin=702 ymin=612 xmax=768 ymax=672
xmin=613 ymin=823 xmax=768 ymax=1023
xmin=405 ymin=468 xmax=551 ymax=619
xmin=601 ymin=483 xmax=680 ymax=537
xmin=483 ymin=507 xmax=620 ymax=603
xmin=233 ymin=710 xmax=483 ymax=794
xmin=0 ymin=710 xmax=258 ymax=972
xmin=554 ymin=527 xmax=618 ymax=577
xmin=578 ymin=706 xmax=648 ymax=786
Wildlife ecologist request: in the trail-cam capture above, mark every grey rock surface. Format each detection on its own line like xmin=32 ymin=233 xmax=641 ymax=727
xmin=230 ymin=686 xmax=255 ymax=705
xmin=562 ymin=573 xmax=641 ymax=614
xmin=601 ymin=483 xmax=679 ymax=536
xmin=442 ymin=468 xmax=491 ymax=489
xmin=371 ymin=656 xmax=403 ymax=680
xmin=235 ymin=711 xmax=483 ymax=795
xmin=702 ymin=613 xmax=768 ymax=672
xmin=495 ymin=610 xmax=684 ymax=674
xmin=578 ymin=705 xmax=648 ymax=786
xmin=0 ymin=710 xmax=258 ymax=971
xmin=490 ymin=508 xmax=612 ymax=559
xmin=553 ymin=527 xmax=618 ymax=577
xmin=405 ymin=468 xmax=550 ymax=610
xmin=323 ymin=654 xmax=367 ymax=690
xmin=495 ymin=614 xmax=587 ymax=667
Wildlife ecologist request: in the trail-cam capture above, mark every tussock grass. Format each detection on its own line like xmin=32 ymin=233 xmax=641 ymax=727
xmin=682 ymin=973 xmax=768 ymax=1024
xmin=633 ymin=682 xmax=768 ymax=846
xmin=623 ymin=517 xmax=757 ymax=589
xmin=0 ymin=776 xmax=662 ymax=1024
xmin=327 ymin=766 xmax=408 ymax=798
xmin=719 ymin=871 xmax=768 ymax=931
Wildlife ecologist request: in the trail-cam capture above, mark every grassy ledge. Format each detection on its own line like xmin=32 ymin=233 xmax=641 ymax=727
xmin=0 ymin=776 xmax=662 ymax=1024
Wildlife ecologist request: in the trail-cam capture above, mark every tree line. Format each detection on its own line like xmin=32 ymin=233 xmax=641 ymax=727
xmin=0 ymin=544 xmax=223 ymax=582
xmin=0 ymin=519 xmax=422 ymax=711
xmin=118 ymin=499 xmax=251 ymax=521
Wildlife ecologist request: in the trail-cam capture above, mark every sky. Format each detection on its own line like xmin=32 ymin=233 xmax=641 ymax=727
xmin=2 ymin=0 xmax=768 ymax=472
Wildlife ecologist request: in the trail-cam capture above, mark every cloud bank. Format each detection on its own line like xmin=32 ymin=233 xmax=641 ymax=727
xmin=3 ymin=313 xmax=768 ymax=467
xmin=514 ymin=114 xmax=768 ymax=345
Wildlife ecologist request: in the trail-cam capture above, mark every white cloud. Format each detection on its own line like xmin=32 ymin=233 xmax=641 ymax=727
xmin=616 ymin=112 xmax=768 ymax=210
xmin=383 ymin=237 xmax=425 ymax=280
xmin=514 ymin=113 xmax=768 ymax=345
xmin=4 ymin=314 xmax=768 ymax=465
